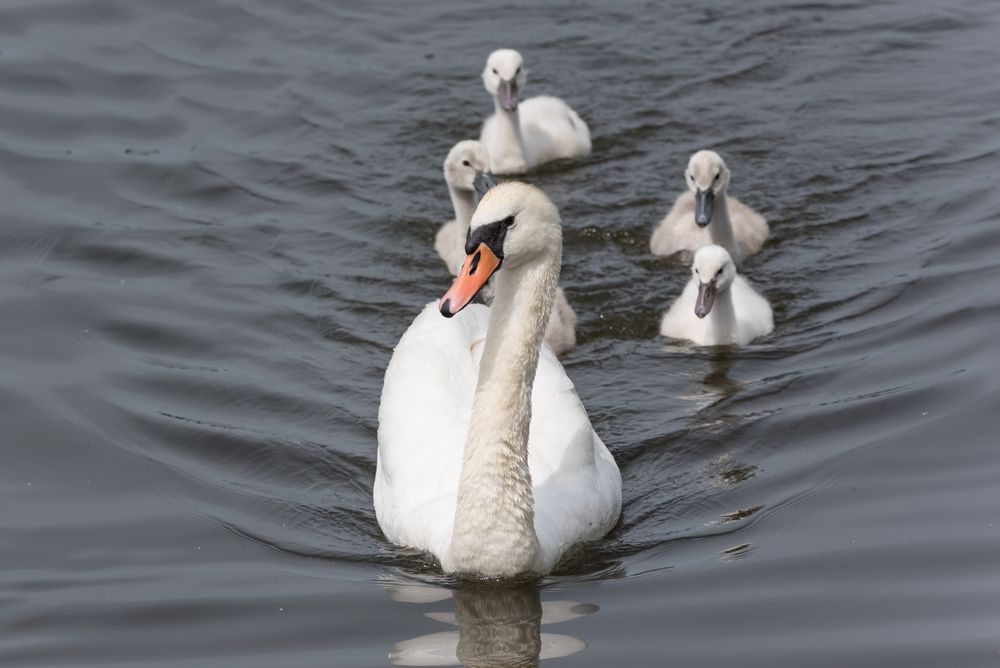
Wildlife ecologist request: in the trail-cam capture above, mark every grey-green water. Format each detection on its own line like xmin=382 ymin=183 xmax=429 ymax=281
xmin=3 ymin=0 xmax=1000 ymax=665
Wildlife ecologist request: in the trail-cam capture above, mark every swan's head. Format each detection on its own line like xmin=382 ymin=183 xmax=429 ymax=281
xmin=443 ymin=140 xmax=495 ymax=198
xmin=692 ymin=245 xmax=736 ymax=318
xmin=482 ymin=49 xmax=527 ymax=112
xmin=685 ymin=150 xmax=731 ymax=227
xmin=440 ymin=182 xmax=560 ymax=317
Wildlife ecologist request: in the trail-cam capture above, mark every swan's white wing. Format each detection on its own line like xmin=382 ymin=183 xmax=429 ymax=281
xmin=731 ymin=276 xmax=774 ymax=343
xmin=519 ymin=95 xmax=591 ymax=165
xmin=727 ymin=196 xmax=769 ymax=262
xmin=375 ymin=302 xmax=490 ymax=559
xmin=434 ymin=219 xmax=464 ymax=276
xmin=542 ymin=287 xmax=577 ymax=356
xmin=527 ymin=343 xmax=621 ymax=571
xmin=650 ymin=191 xmax=711 ymax=258
xmin=660 ymin=277 xmax=709 ymax=344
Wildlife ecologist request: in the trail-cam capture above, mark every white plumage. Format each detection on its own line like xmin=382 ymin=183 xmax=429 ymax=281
xmin=376 ymin=183 xmax=620 ymax=577
xmin=661 ymin=245 xmax=773 ymax=346
xmin=375 ymin=303 xmax=619 ymax=572
xmin=651 ymin=150 xmax=768 ymax=265
xmin=479 ymin=49 xmax=591 ymax=175
xmin=435 ymin=140 xmax=578 ymax=355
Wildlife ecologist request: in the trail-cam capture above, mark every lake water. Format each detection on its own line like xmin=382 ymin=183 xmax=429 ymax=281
xmin=3 ymin=0 xmax=999 ymax=666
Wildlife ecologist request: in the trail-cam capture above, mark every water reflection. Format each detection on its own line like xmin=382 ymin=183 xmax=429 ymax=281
xmin=701 ymin=348 xmax=743 ymax=399
xmin=387 ymin=581 xmax=594 ymax=667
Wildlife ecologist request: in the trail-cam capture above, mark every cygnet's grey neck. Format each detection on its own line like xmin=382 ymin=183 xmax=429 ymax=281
xmin=448 ymin=184 xmax=477 ymax=235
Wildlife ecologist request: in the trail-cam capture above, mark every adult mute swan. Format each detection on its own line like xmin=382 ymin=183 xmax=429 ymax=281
xmin=435 ymin=140 xmax=578 ymax=355
xmin=479 ymin=49 xmax=591 ymax=175
xmin=650 ymin=150 xmax=768 ymax=265
xmin=376 ymin=182 xmax=621 ymax=577
xmin=661 ymin=245 xmax=773 ymax=346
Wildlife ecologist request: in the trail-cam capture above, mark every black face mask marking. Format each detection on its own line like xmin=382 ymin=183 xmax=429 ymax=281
xmin=465 ymin=215 xmax=514 ymax=258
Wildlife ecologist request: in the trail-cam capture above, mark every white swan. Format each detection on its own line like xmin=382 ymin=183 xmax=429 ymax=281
xmin=650 ymin=150 xmax=768 ymax=265
xmin=660 ymin=245 xmax=773 ymax=346
xmin=435 ymin=140 xmax=578 ymax=356
xmin=376 ymin=182 xmax=621 ymax=577
xmin=479 ymin=49 xmax=591 ymax=175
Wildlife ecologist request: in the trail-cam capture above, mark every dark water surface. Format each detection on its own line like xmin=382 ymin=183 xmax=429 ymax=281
xmin=3 ymin=0 xmax=1000 ymax=665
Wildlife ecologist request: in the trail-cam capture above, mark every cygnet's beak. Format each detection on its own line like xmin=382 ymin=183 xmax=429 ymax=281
xmin=439 ymin=243 xmax=502 ymax=318
xmin=695 ymin=279 xmax=717 ymax=319
xmin=695 ymin=189 xmax=714 ymax=227
xmin=473 ymin=171 xmax=496 ymax=200
xmin=497 ymin=79 xmax=518 ymax=112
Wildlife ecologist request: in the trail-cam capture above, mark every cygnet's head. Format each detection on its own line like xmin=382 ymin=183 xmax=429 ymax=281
xmin=692 ymin=245 xmax=736 ymax=318
xmin=685 ymin=150 xmax=732 ymax=227
xmin=482 ymin=49 xmax=527 ymax=112
xmin=440 ymin=182 xmax=561 ymax=317
xmin=443 ymin=140 xmax=494 ymax=198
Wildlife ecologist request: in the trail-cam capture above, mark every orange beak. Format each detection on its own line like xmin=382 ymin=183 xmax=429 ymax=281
xmin=439 ymin=243 xmax=502 ymax=317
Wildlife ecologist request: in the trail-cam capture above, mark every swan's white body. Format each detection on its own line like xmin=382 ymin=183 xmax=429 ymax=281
xmin=435 ymin=140 xmax=578 ymax=355
xmin=376 ymin=183 xmax=620 ymax=577
xmin=479 ymin=50 xmax=591 ymax=175
xmin=661 ymin=245 xmax=773 ymax=346
xmin=651 ymin=150 xmax=768 ymax=265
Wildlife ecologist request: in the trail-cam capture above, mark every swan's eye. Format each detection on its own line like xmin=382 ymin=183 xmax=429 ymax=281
xmin=462 ymin=160 xmax=471 ymax=167
xmin=503 ymin=216 xmax=515 ymax=228
xmin=492 ymin=68 xmax=498 ymax=75
xmin=714 ymin=172 xmax=721 ymax=182
xmin=515 ymin=66 xmax=521 ymax=75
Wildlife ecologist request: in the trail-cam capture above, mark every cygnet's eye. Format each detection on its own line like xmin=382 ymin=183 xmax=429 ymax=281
xmin=462 ymin=160 xmax=471 ymax=167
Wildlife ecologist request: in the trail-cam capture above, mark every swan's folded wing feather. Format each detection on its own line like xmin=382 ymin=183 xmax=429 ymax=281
xmin=519 ymin=95 xmax=592 ymax=163
xmin=434 ymin=219 xmax=464 ymax=276
xmin=375 ymin=302 xmax=490 ymax=552
xmin=727 ymin=195 xmax=769 ymax=260
xmin=731 ymin=276 xmax=774 ymax=342
xmin=650 ymin=191 xmax=703 ymax=257
xmin=527 ymin=344 xmax=622 ymax=569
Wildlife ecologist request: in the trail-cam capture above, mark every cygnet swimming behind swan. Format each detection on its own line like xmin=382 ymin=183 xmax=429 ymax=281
xmin=650 ymin=150 xmax=768 ymax=265
xmin=435 ymin=141 xmax=494 ymax=276
xmin=661 ymin=245 xmax=773 ymax=346
xmin=435 ymin=140 xmax=578 ymax=355
xmin=479 ymin=49 xmax=591 ymax=175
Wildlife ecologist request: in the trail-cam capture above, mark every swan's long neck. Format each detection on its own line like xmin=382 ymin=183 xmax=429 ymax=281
xmin=708 ymin=192 xmax=736 ymax=255
xmin=491 ymin=98 xmax=528 ymax=173
xmin=707 ymin=284 xmax=737 ymax=344
xmin=450 ymin=250 xmax=560 ymax=576
xmin=448 ymin=184 xmax=477 ymax=261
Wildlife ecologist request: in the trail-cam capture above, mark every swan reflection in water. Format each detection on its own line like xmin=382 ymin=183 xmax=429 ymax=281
xmin=385 ymin=581 xmax=596 ymax=667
